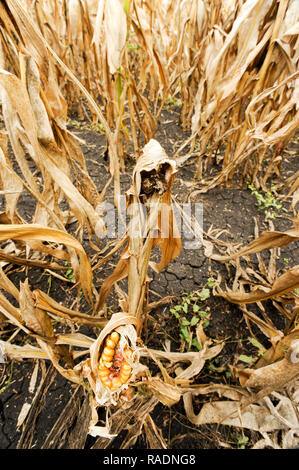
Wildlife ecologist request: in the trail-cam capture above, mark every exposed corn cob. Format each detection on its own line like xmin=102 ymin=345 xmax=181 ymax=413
xmin=98 ymin=331 xmax=133 ymax=391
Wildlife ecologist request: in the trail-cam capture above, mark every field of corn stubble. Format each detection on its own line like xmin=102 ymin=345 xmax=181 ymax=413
xmin=0 ymin=0 xmax=298 ymax=450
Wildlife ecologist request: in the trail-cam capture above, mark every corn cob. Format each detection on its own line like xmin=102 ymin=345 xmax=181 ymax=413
xmin=98 ymin=331 xmax=133 ymax=391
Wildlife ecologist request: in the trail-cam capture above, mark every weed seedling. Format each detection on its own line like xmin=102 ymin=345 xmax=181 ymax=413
xmin=170 ymin=286 xmax=212 ymax=351
xmin=65 ymin=268 xmax=74 ymax=280
xmin=0 ymin=361 xmax=14 ymax=395
xmin=165 ymin=95 xmax=182 ymax=108
xmin=236 ymin=433 xmax=249 ymax=449
xmin=247 ymin=183 xmax=287 ymax=219
xmin=238 ymin=354 xmax=256 ymax=364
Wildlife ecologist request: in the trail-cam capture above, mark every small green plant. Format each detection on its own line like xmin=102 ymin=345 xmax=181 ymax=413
xmin=170 ymin=285 xmax=212 ymax=351
xmin=236 ymin=433 xmax=249 ymax=449
xmin=0 ymin=361 xmax=14 ymax=395
xmin=127 ymin=43 xmax=138 ymax=51
xmin=64 ymin=261 xmax=75 ymax=281
xmin=67 ymin=118 xmax=105 ymax=134
xmin=247 ymin=183 xmax=287 ymax=219
xmin=238 ymin=354 xmax=256 ymax=364
xmin=206 ymin=277 xmax=216 ymax=288
xmin=165 ymin=95 xmax=182 ymax=108
xmin=248 ymin=337 xmax=265 ymax=356
xmin=65 ymin=268 xmax=75 ymax=281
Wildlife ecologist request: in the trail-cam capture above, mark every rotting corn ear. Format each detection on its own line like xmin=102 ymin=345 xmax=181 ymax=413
xmin=98 ymin=332 xmax=133 ymax=390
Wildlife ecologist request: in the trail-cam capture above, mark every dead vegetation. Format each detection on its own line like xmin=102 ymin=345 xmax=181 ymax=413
xmin=0 ymin=0 xmax=298 ymax=449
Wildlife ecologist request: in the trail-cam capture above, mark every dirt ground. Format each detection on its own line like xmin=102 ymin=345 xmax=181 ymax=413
xmin=0 ymin=106 xmax=298 ymax=449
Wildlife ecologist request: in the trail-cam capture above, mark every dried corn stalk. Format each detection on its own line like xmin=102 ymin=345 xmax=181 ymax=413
xmin=0 ymin=50 xmax=106 ymax=241
xmin=95 ymin=139 xmax=181 ymax=335
xmin=0 ymin=2 xmax=109 ymax=325
xmin=5 ymin=0 xmax=297 ymax=192
xmin=176 ymin=0 xmax=299 ymax=190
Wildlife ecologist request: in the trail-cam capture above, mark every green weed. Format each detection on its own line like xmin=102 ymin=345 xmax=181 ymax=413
xmin=235 ymin=433 xmax=249 ymax=449
xmin=0 ymin=361 xmax=14 ymax=395
xmin=247 ymin=183 xmax=287 ymax=219
xmin=165 ymin=95 xmax=182 ymax=108
xmin=170 ymin=282 xmax=214 ymax=351
xmin=67 ymin=118 xmax=105 ymax=134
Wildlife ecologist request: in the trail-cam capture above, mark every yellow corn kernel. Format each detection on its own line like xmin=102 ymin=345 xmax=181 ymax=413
xmin=101 ymin=353 xmax=113 ymax=363
xmin=101 ymin=376 xmax=112 ymax=388
xmin=105 ymin=338 xmax=115 ymax=349
xmin=103 ymin=347 xmax=114 ymax=357
xmin=98 ymin=368 xmax=110 ymax=378
xmin=119 ymin=372 xmax=131 ymax=384
xmin=111 ymin=376 xmax=122 ymax=391
xmin=120 ymin=370 xmax=131 ymax=379
xmin=103 ymin=361 xmax=113 ymax=368
xmin=110 ymin=331 xmax=119 ymax=344
xmin=119 ymin=363 xmax=131 ymax=383
xmin=99 ymin=373 xmax=110 ymax=381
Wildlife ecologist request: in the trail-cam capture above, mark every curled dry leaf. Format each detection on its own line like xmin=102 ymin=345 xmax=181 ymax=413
xmin=235 ymin=339 xmax=299 ymax=393
xmin=213 ymin=227 xmax=299 ymax=304
xmin=20 ymin=54 xmax=55 ymax=144
xmin=216 ymin=265 xmax=299 ymax=304
xmin=137 ymin=340 xmax=224 ymax=407
xmin=255 ymin=325 xmax=299 ymax=368
xmin=18 ymin=279 xmax=75 ymax=370
xmin=0 ymin=133 xmax=23 ymax=224
xmin=19 ymin=280 xmax=54 ymax=339
xmin=104 ymin=0 xmax=127 ymax=75
xmin=183 ymin=394 xmax=296 ymax=432
xmin=144 ymin=377 xmax=182 ymax=407
xmin=182 ymin=379 xmax=299 ymax=433
xmin=212 ymin=228 xmax=299 ymax=262
xmin=140 ymin=340 xmax=224 ymax=382
xmin=0 ymin=341 xmax=49 ymax=360
xmin=34 ymin=290 xmax=107 ymax=328
xmin=0 ymin=224 xmax=93 ymax=304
